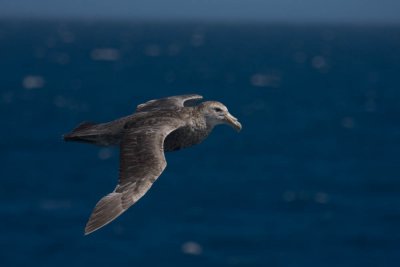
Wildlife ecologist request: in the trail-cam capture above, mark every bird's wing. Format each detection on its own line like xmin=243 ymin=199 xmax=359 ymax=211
xmin=84 ymin=117 xmax=185 ymax=235
xmin=136 ymin=94 xmax=203 ymax=112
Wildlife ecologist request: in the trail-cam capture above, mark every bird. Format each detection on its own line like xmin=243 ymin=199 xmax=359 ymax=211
xmin=63 ymin=94 xmax=242 ymax=235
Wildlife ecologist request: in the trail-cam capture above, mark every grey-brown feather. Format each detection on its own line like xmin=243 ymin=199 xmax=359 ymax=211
xmin=64 ymin=94 xmax=236 ymax=235
xmin=84 ymin=116 xmax=187 ymax=234
xmin=64 ymin=94 xmax=204 ymax=147
xmin=136 ymin=94 xmax=202 ymax=112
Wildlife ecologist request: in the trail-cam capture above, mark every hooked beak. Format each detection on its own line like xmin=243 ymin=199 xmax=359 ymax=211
xmin=224 ymin=112 xmax=242 ymax=132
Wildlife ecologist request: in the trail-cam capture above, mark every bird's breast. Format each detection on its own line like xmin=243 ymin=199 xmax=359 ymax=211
xmin=164 ymin=125 xmax=210 ymax=152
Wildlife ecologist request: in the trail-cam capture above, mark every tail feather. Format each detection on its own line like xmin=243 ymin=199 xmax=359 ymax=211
xmin=63 ymin=122 xmax=97 ymax=141
xmin=63 ymin=120 xmax=124 ymax=146
xmin=72 ymin=122 xmax=96 ymax=132
xmin=63 ymin=121 xmax=115 ymax=146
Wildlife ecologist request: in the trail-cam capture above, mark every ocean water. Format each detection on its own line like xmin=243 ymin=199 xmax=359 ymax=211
xmin=0 ymin=20 xmax=400 ymax=267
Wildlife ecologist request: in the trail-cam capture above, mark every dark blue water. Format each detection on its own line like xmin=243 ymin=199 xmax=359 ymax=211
xmin=1 ymin=20 xmax=400 ymax=266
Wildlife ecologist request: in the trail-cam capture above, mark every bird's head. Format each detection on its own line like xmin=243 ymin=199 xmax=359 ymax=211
xmin=198 ymin=101 xmax=242 ymax=131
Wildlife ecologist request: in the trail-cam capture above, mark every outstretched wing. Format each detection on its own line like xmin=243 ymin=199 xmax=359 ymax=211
xmin=136 ymin=94 xmax=203 ymax=112
xmin=84 ymin=117 xmax=185 ymax=235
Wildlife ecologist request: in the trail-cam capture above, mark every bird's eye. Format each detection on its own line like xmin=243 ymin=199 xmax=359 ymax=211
xmin=214 ymin=107 xmax=223 ymax=112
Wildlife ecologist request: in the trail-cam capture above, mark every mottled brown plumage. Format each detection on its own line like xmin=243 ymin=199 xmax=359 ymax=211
xmin=63 ymin=94 xmax=242 ymax=235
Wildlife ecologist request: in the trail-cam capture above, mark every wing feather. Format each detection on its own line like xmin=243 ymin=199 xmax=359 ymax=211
xmin=84 ymin=117 xmax=185 ymax=235
xmin=136 ymin=94 xmax=203 ymax=112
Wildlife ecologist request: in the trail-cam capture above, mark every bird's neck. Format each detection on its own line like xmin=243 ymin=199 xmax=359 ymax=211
xmin=190 ymin=107 xmax=215 ymax=133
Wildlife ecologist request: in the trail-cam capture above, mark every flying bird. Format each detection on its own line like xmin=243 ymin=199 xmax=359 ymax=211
xmin=64 ymin=94 xmax=242 ymax=235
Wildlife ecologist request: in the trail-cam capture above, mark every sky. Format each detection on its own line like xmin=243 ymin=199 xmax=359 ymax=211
xmin=0 ymin=0 xmax=400 ymax=23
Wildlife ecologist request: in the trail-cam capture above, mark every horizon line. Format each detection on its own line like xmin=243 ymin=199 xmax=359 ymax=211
xmin=1 ymin=15 xmax=400 ymax=27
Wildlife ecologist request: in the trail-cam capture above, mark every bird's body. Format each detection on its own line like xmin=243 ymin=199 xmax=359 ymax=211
xmin=65 ymin=106 xmax=211 ymax=150
xmin=64 ymin=94 xmax=241 ymax=235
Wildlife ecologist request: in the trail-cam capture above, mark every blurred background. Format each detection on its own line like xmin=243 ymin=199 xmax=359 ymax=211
xmin=1 ymin=1 xmax=400 ymax=266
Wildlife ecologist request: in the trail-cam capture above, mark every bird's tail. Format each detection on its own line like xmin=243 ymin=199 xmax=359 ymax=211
xmin=64 ymin=121 xmax=121 ymax=146
xmin=63 ymin=122 xmax=100 ymax=144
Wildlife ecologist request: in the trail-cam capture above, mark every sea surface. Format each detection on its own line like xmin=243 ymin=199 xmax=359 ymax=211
xmin=0 ymin=20 xmax=400 ymax=267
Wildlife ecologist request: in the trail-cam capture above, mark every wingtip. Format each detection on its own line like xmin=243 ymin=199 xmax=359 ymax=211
xmin=83 ymin=192 xmax=127 ymax=236
xmin=84 ymin=222 xmax=103 ymax=236
xmin=84 ymin=227 xmax=95 ymax=236
xmin=84 ymin=218 xmax=104 ymax=236
xmin=189 ymin=93 xmax=203 ymax=100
